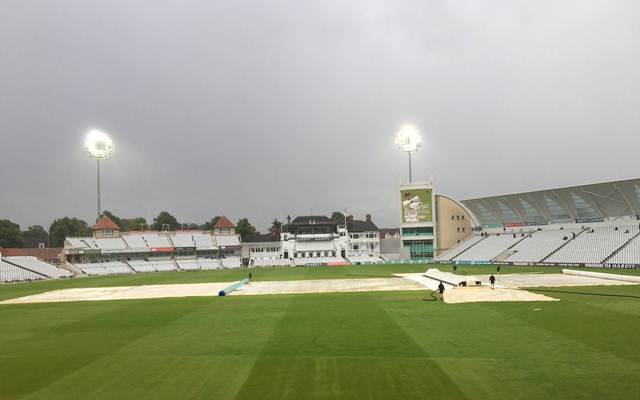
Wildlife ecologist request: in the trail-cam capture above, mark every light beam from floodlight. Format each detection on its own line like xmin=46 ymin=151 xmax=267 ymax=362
xmin=394 ymin=124 xmax=422 ymax=182
xmin=85 ymin=129 xmax=113 ymax=222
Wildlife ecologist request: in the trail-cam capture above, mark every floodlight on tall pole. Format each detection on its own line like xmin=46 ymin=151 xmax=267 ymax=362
xmin=85 ymin=129 xmax=114 ymax=222
xmin=394 ymin=124 xmax=422 ymax=182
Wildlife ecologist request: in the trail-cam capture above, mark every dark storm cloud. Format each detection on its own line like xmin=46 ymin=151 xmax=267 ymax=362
xmin=1 ymin=0 xmax=639 ymax=231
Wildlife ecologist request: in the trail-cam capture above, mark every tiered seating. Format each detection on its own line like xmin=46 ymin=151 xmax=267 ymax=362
xmin=453 ymin=234 xmax=523 ymax=262
xmin=176 ymin=259 xmax=200 ymax=270
xmin=170 ymin=233 xmax=195 ymax=248
xmin=102 ymin=262 xmax=134 ymax=274
xmin=347 ymin=255 xmax=383 ymax=264
xmin=215 ymin=235 xmax=241 ymax=247
xmin=128 ymin=260 xmax=155 ymax=273
xmin=607 ymin=233 xmax=640 ymax=266
xmin=1 ymin=260 xmax=46 ymax=282
xmin=221 ymin=257 xmax=242 ymax=268
xmin=197 ymin=258 xmax=221 ymax=270
xmin=66 ymin=238 xmax=91 ymax=249
xmin=88 ymin=238 xmax=128 ymax=250
xmin=293 ymin=257 xmax=347 ymax=266
xmin=193 ymin=233 xmax=215 ymax=250
xmin=143 ymin=233 xmax=172 ymax=248
xmin=251 ymin=257 xmax=291 ymax=267
xmin=151 ymin=260 xmax=178 ymax=271
xmin=121 ymin=234 xmax=148 ymax=250
xmin=77 ymin=262 xmax=132 ymax=276
xmin=436 ymin=235 xmax=485 ymax=261
xmin=506 ymin=229 xmax=583 ymax=263
xmin=547 ymin=225 xmax=640 ymax=264
xmin=77 ymin=263 xmax=112 ymax=276
xmin=4 ymin=256 xmax=72 ymax=278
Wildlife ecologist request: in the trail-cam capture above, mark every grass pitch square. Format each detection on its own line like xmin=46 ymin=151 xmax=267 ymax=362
xmin=1 ymin=265 xmax=640 ymax=399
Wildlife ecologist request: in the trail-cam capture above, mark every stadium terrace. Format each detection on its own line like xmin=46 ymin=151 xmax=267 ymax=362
xmin=2 ymin=178 xmax=640 ymax=282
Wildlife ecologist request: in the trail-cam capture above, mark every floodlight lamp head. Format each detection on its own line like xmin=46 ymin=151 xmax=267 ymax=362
xmin=394 ymin=124 xmax=422 ymax=153
xmin=85 ymin=129 xmax=113 ymax=159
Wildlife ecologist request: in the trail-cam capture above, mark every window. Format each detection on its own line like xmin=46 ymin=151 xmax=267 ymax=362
xmin=544 ymin=195 xmax=570 ymax=220
xmin=496 ymin=200 xmax=519 ymax=222
xmin=571 ymin=192 xmax=599 ymax=219
xmin=477 ymin=204 xmax=498 ymax=225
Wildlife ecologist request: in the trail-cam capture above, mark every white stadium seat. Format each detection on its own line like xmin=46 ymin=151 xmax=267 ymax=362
xmin=5 ymin=256 xmax=72 ymax=278
xmin=0 ymin=260 xmax=46 ymax=282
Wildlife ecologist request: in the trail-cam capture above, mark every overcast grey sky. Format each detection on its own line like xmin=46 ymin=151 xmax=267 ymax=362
xmin=1 ymin=0 xmax=639 ymax=232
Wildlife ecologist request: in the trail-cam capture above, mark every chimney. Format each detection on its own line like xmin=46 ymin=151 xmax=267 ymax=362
xmin=366 ymin=214 xmax=371 ymax=222
xmin=287 ymin=215 xmax=291 ymax=224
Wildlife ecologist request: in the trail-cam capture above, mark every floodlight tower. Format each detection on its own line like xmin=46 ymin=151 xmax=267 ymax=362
xmin=85 ymin=129 xmax=114 ymax=222
xmin=394 ymin=124 xmax=422 ymax=182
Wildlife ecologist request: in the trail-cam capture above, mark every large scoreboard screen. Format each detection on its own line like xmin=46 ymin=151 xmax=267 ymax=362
xmin=400 ymin=188 xmax=433 ymax=223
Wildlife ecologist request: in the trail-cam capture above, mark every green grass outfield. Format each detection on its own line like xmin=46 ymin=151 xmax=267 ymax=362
xmin=1 ymin=264 xmax=640 ymax=399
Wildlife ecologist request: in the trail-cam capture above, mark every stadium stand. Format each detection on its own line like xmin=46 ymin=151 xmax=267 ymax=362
xmin=176 ymin=259 xmax=201 ymax=270
xmin=169 ymin=233 xmax=195 ymax=248
xmin=88 ymin=238 xmax=128 ymax=250
xmin=453 ymin=233 xmax=524 ymax=262
xmin=4 ymin=256 xmax=72 ymax=278
xmin=121 ymin=234 xmax=148 ymax=250
xmin=546 ymin=224 xmax=640 ymax=265
xmin=215 ymin=235 xmax=241 ymax=247
xmin=193 ymin=233 xmax=215 ymax=250
xmin=151 ymin=260 xmax=178 ymax=271
xmin=142 ymin=233 xmax=173 ymax=248
xmin=347 ymin=255 xmax=384 ymax=264
xmin=293 ymin=256 xmax=347 ymax=266
xmin=436 ymin=235 xmax=485 ymax=262
xmin=607 ymin=231 xmax=640 ymax=266
xmin=128 ymin=260 xmax=156 ymax=273
xmin=76 ymin=261 xmax=133 ymax=276
xmin=197 ymin=258 xmax=221 ymax=270
xmin=250 ymin=257 xmax=291 ymax=267
xmin=76 ymin=263 xmax=112 ymax=276
xmin=221 ymin=257 xmax=242 ymax=268
xmin=505 ymin=227 xmax=586 ymax=263
xmin=1 ymin=260 xmax=46 ymax=282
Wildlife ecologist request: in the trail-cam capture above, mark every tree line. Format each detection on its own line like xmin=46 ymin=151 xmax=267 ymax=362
xmin=0 ymin=210 xmax=349 ymax=249
xmin=0 ymin=210 xmax=259 ymax=248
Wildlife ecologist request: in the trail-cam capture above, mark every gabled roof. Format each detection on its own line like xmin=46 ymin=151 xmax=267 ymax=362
xmin=290 ymin=216 xmax=334 ymax=225
xmin=348 ymin=219 xmax=379 ymax=232
xmin=249 ymin=232 xmax=280 ymax=243
xmin=0 ymin=247 xmax=63 ymax=259
xmin=214 ymin=216 xmax=236 ymax=229
xmin=94 ymin=215 xmax=120 ymax=230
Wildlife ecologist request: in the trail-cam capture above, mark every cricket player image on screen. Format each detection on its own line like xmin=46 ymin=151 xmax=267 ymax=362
xmin=402 ymin=192 xmax=422 ymax=222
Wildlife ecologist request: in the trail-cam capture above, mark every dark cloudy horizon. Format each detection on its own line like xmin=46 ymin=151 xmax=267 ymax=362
xmin=2 ymin=1 xmax=639 ymax=232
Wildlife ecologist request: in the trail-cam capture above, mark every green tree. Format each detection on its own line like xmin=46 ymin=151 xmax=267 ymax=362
xmin=49 ymin=217 xmax=91 ymax=247
xmin=102 ymin=210 xmax=125 ymax=230
xmin=236 ymin=218 xmax=256 ymax=242
xmin=270 ymin=218 xmax=282 ymax=237
xmin=22 ymin=225 xmax=49 ymax=248
xmin=123 ymin=217 xmax=148 ymax=231
xmin=152 ymin=211 xmax=178 ymax=231
xmin=0 ymin=219 xmax=23 ymax=248
xmin=211 ymin=216 xmax=221 ymax=228
xmin=331 ymin=211 xmax=346 ymax=223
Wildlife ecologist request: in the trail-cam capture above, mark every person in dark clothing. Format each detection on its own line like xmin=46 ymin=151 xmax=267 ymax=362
xmin=437 ymin=281 xmax=445 ymax=300
xmin=489 ymin=274 xmax=496 ymax=290
xmin=248 ymin=272 xmax=252 ymax=281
